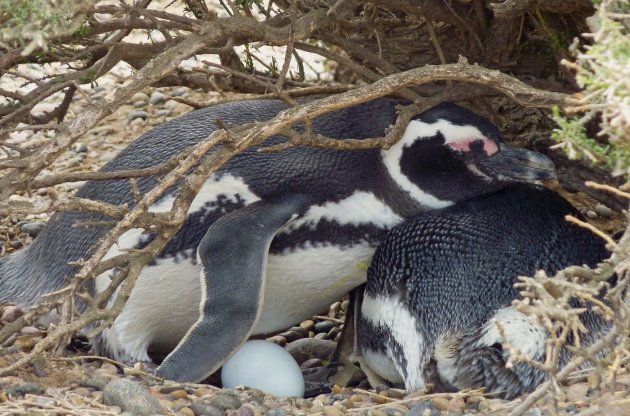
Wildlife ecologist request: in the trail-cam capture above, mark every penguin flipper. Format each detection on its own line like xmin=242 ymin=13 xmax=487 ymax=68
xmin=157 ymin=194 xmax=311 ymax=382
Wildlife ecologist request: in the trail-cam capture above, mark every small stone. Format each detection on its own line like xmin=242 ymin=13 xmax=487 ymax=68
xmin=170 ymin=389 xmax=188 ymax=400
xmin=15 ymin=335 xmax=40 ymax=350
xmin=267 ymin=409 xmax=287 ymax=416
xmin=129 ymin=117 xmax=145 ymax=128
xmin=36 ymin=188 xmax=48 ymax=196
xmin=431 ymin=397 xmax=450 ymax=411
xmin=408 ymin=402 xmax=440 ymax=416
xmin=100 ymin=362 xmax=119 ymax=375
xmin=74 ymin=142 xmax=88 ymax=153
xmin=289 ymin=326 xmax=308 ymax=336
xmin=65 ymin=157 xmax=82 ymax=168
xmin=81 ymin=374 xmax=110 ymax=390
xmin=102 ymin=378 xmax=164 ymax=416
xmin=133 ymin=100 xmax=146 ymax=108
xmin=20 ymin=221 xmax=46 ymax=238
xmin=301 ymin=358 xmax=323 ymax=369
xmin=191 ymin=400 xmax=226 ymax=416
xmin=328 ymin=302 xmax=341 ymax=318
xmin=209 ymin=392 xmax=242 ymax=410
xmin=128 ymin=111 xmax=149 ymax=121
xmin=236 ymin=403 xmax=261 ymax=416
xmin=277 ymin=331 xmax=303 ymax=343
xmin=328 ymin=327 xmax=340 ymax=338
xmin=322 ymin=406 xmax=344 ymax=416
xmin=300 ymin=320 xmax=315 ymax=331
xmin=595 ymin=204 xmax=613 ymax=217
xmin=178 ymin=407 xmax=195 ymax=416
xmin=1 ymin=305 xmax=23 ymax=322
xmin=314 ymin=321 xmax=335 ymax=334
xmin=448 ymin=396 xmax=466 ymax=411
xmin=149 ymin=91 xmax=167 ymax=105
xmin=566 ymin=382 xmax=589 ymax=402
xmin=586 ymin=210 xmax=598 ymax=219
xmin=156 ymin=109 xmax=171 ymax=117
xmin=131 ymin=92 xmax=149 ymax=102
xmin=171 ymin=88 xmax=187 ymax=97
xmin=285 ymin=338 xmax=337 ymax=364
xmin=5 ymin=383 xmax=45 ymax=396
xmin=20 ymin=326 xmax=43 ymax=336
xmin=267 ymin=335 xmax=287 ymax=347
xmin=314 ymin=333 xmax=330 ymax=340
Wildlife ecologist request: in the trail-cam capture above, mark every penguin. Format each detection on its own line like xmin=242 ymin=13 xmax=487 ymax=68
xmin=0 ymin=99 xmax=556 ymax=383
xmin=357 ymin=184 xmax=610 ymax=399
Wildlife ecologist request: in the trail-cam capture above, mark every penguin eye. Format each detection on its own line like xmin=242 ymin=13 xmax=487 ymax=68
xmin=447 ymin=136 xmax=498 ymax=156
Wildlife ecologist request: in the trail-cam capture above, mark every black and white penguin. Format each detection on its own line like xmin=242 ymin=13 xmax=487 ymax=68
xmin=357 ymin=184 xmax=610 ymax=399
xmin=0 ymin=99 xmax=556 ymax=383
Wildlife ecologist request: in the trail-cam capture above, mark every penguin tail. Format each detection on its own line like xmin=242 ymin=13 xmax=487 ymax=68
xmin=452 ymin=344 xmax=547 ymax=399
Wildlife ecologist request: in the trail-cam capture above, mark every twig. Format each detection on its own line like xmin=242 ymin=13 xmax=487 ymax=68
xmin=565 ymin=215 xmax=618 ymax=249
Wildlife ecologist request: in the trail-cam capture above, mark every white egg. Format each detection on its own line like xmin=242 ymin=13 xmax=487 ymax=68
xmin=221 ymin=340 xmax=305 ymax=398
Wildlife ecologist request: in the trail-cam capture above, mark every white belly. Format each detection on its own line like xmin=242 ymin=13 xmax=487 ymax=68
xmin=97 ymin=243 xmax=373 ymax=361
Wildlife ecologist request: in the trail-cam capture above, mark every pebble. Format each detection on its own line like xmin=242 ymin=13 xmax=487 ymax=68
xmin=156 ymin=109 xmax=171 ymax=117
xmin=285 ymin=338 xmax=337 ymax=364
xmin=20 ymin=326 xmax=43 ymax=336
xmin=81 ymin=374 xmax=110 ymax=390
xmin=74 ymin=142 xmax=88 ymax=153
xmin=100 ymin=362 xmax=120 ymax=375
xmin=15 ymin=335 xmax=41 ymax=350
xmin=149 ymin=91 xmax=167 ymax=105
xmin=1 ymin=305 xmax=23 ymax=323
xmin=131 ymin=92 xmax=149 ymax=102
xmin=314 ymin=333 xmax=330 ymax=340
xmin=178 ymin=407 xmax=195 ymax=416
xmin=408 ymin=402 xmax=440 ymax=416
xmin=208 ymin=392 xmax=243 ymax=410
xmin=594 ymin=203 xmax=613 ymax=217
xmin=102 ymin=378 xmax=164 ymax=416
xmin=190 ymin=399 xmax=226 ymax=416
xmin=322 ymin=405 xmax=344 ymax=416
xmin=586 ymin=210 xmax=598 ymax=219
xmin=171 ymin=87 xmax=187 ymax=97
xmin=267 ymin=335 xmax=287 ymax=346
xmin=5 ymin=383 xmax=45 ymax=396
xmin=300 ymin=320 xmax=315 ymax=331
xmin=129 ymin=117 xmax=146 ymax=128
xmin=267 ymin=409 xmax=287 ymax=416
xmin=277 ymin=331 xmax=303 ymax=343
xmin=448 ymin=396 xmax=466 ymax=411
xmin=20 ymin=221 xmax=46 ymax=237
xmin=314 ymin=320 xmax=335 ymax=334
xmin=128 ymin=111 xmax=149 ymax=121
xmin=133 ymin=100 xmax=147 ymax=108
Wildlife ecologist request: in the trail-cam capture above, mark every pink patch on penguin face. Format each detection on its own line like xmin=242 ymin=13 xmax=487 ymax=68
xmin=448 ymin=136 xmax=499 ymax=156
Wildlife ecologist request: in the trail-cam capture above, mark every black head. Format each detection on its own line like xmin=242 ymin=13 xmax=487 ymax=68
xmin=381 ymin=102 xmax=556 ymax=208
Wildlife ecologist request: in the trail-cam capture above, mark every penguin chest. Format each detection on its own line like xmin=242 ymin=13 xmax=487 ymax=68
xmin=255 ymin=243 xmax=375 ymax=333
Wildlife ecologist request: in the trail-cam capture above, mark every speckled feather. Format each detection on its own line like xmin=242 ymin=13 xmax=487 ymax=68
xmin=360 ymin=184 xmax=610 ymax=398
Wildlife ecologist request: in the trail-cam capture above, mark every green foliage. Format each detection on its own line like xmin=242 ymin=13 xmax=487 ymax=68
xmin=552 ymin=0 xmax=630 ymax=176
xmin=0 ymin=0 xmax=94 ymax=52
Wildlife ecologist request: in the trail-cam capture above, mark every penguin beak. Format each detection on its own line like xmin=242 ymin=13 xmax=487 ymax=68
xmin=477 ymin=143 xmax=557 ymax=182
